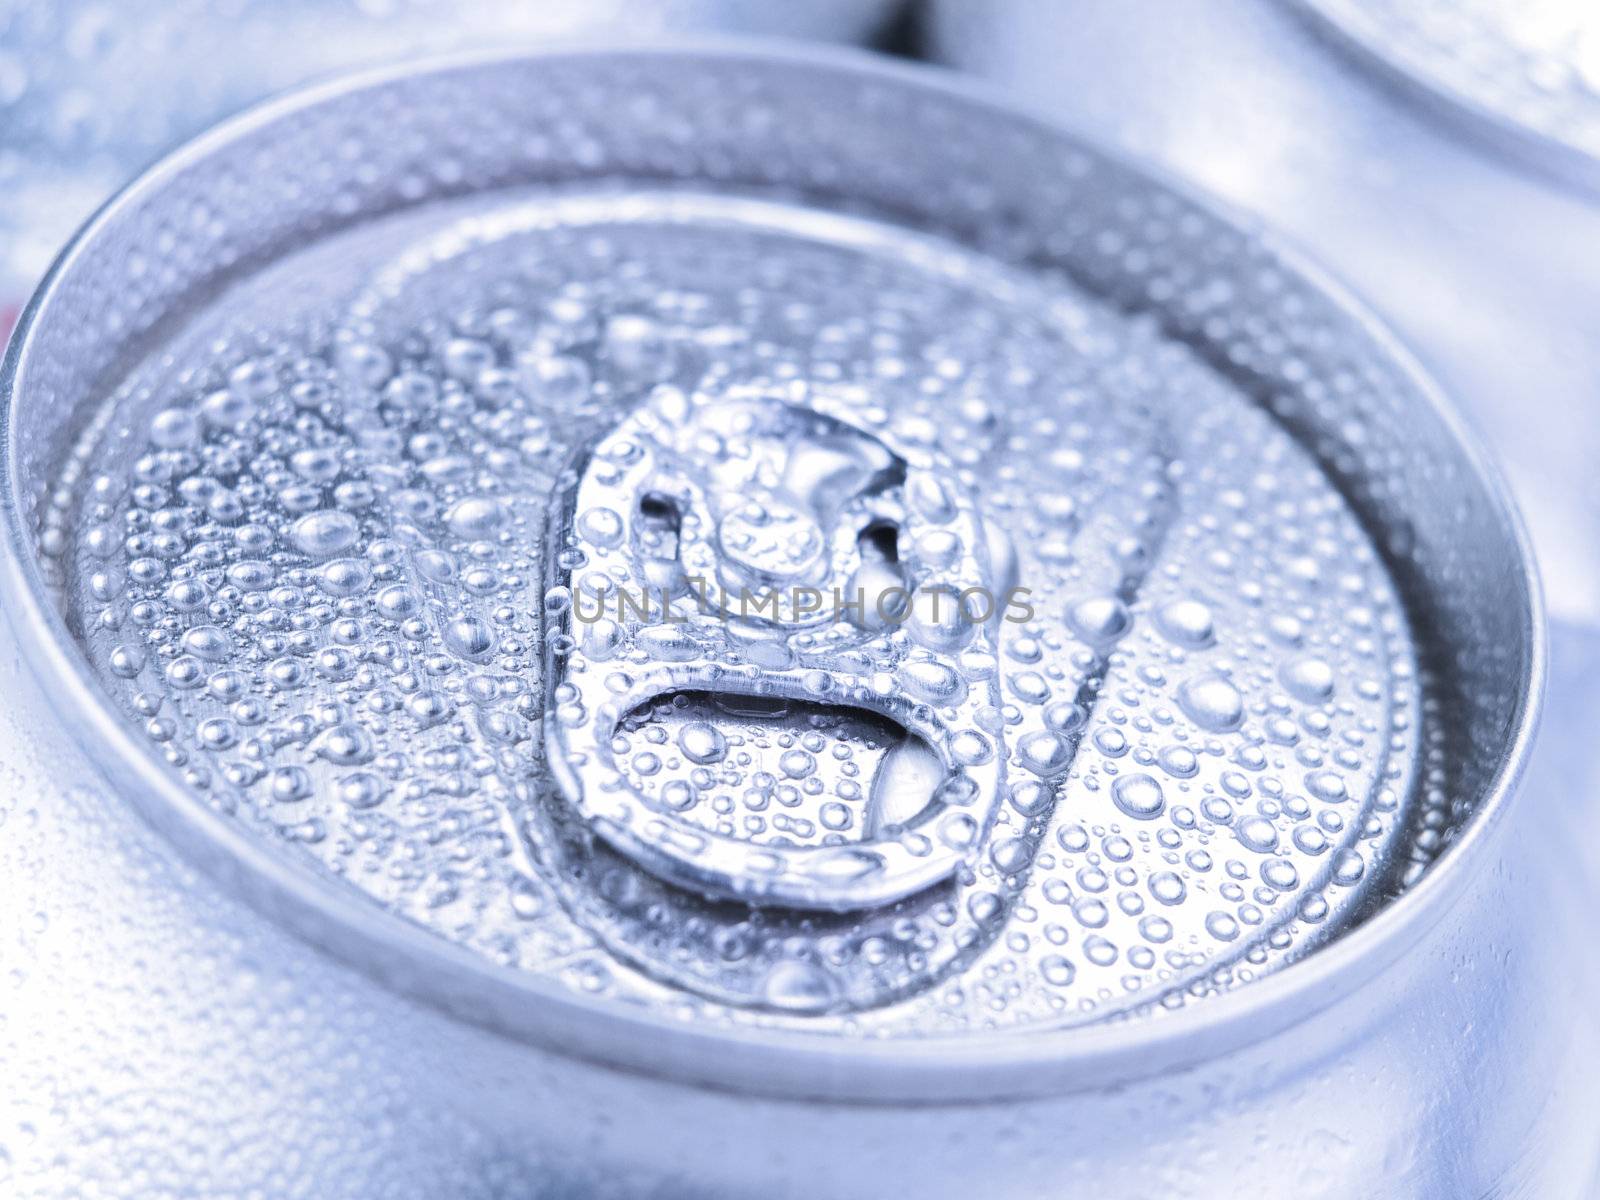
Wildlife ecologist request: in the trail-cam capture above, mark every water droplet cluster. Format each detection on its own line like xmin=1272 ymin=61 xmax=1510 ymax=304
xmin=613 ymin=694 xmax=921 ymax=849
xmin=48 ymin=190 xmax=1429 ymax=1035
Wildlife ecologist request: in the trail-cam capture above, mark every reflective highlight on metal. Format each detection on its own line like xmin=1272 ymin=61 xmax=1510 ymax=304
xmin=0 ymin=45 xmax=1565 ymax=1197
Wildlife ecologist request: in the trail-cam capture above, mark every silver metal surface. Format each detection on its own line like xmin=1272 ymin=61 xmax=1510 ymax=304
xmin=0 ymin=0 xmax=901 ymax=315
xmin=928 ymin=0 xmax=1600 ymax=629
xmin=1299 ymin=0 xmax=1600 ymax=190
xmin=547 ymin=390 xmax=1009 ymax=911
xmin=0 ymin=43 xmax=1568 ymax=1197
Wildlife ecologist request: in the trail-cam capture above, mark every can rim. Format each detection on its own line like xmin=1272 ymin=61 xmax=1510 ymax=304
xmin=0 ymin=39 xmax=1547 ymax=1104
xmin=1288 ymin=0 xmax=1600 ymax=198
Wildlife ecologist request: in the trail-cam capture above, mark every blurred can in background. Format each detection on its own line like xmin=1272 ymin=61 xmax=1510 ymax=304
xmin=0 ymin=44 xmax=1588 ymax=1199
xmin=927 ymin=0 xmax=1600 ymax=628
xmin=0 ymin=0 xmax=902 ymax=329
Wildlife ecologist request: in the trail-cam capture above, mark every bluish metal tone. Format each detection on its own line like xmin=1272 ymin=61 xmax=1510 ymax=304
xmin=0 ymin=45 xmax=1569 ymax=1198
xmin=0 ymin=0 xmax=900 ymax=316
xmin=928 ymin=0 xmax=1600 ymax=630
xmin=547 ymin=392 xmax=1009 ymax=912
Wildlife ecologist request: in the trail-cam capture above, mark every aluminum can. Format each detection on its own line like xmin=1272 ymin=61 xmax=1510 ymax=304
xmin=926 ymin=0 xmax=1600 ymax=631
xmin=0 ymin=45 xmax=1567 ymax=1199
xmin=0 ymin=0 xmax=901 ymax=330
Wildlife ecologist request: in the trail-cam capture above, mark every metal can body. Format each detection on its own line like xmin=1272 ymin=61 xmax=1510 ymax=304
xmin=0 ymin=46 xmax=1562 ymax=1198
xmin=927 ymin=0 xmax=1600 ymax=630
xmin=0 ymin=659 xmax=1590 ymax=1199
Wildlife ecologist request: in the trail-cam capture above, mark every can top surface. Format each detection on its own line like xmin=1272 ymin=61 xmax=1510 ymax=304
xmin=1297 ymin=0 xmax=1600 ymax=190
xmin=0 ymin=44 xmax=1541 ymax=1098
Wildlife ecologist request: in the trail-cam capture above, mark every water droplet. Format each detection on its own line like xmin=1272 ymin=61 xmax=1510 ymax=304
xmin=1112 ymin=773 xmax=1166 ymax=820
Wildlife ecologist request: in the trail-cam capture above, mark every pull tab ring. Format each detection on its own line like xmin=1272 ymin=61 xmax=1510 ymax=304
xmin=544 ymin=389 xmax=1009 ymax=911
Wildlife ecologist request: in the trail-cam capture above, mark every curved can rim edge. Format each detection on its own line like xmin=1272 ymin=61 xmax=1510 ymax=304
xmin=0 ymin=37 xmax=1548 ymax=1105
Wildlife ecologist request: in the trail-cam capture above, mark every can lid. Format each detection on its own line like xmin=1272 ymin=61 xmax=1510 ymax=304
xmin=49 ymin=186 xmax=1429 ymax=1032
xmin=8 ymin=49 xmax=1535 ymax=1054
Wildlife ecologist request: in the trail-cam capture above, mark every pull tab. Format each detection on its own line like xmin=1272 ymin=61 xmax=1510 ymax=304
xmin=543 ymin=389 xmax=1009 ymax=911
